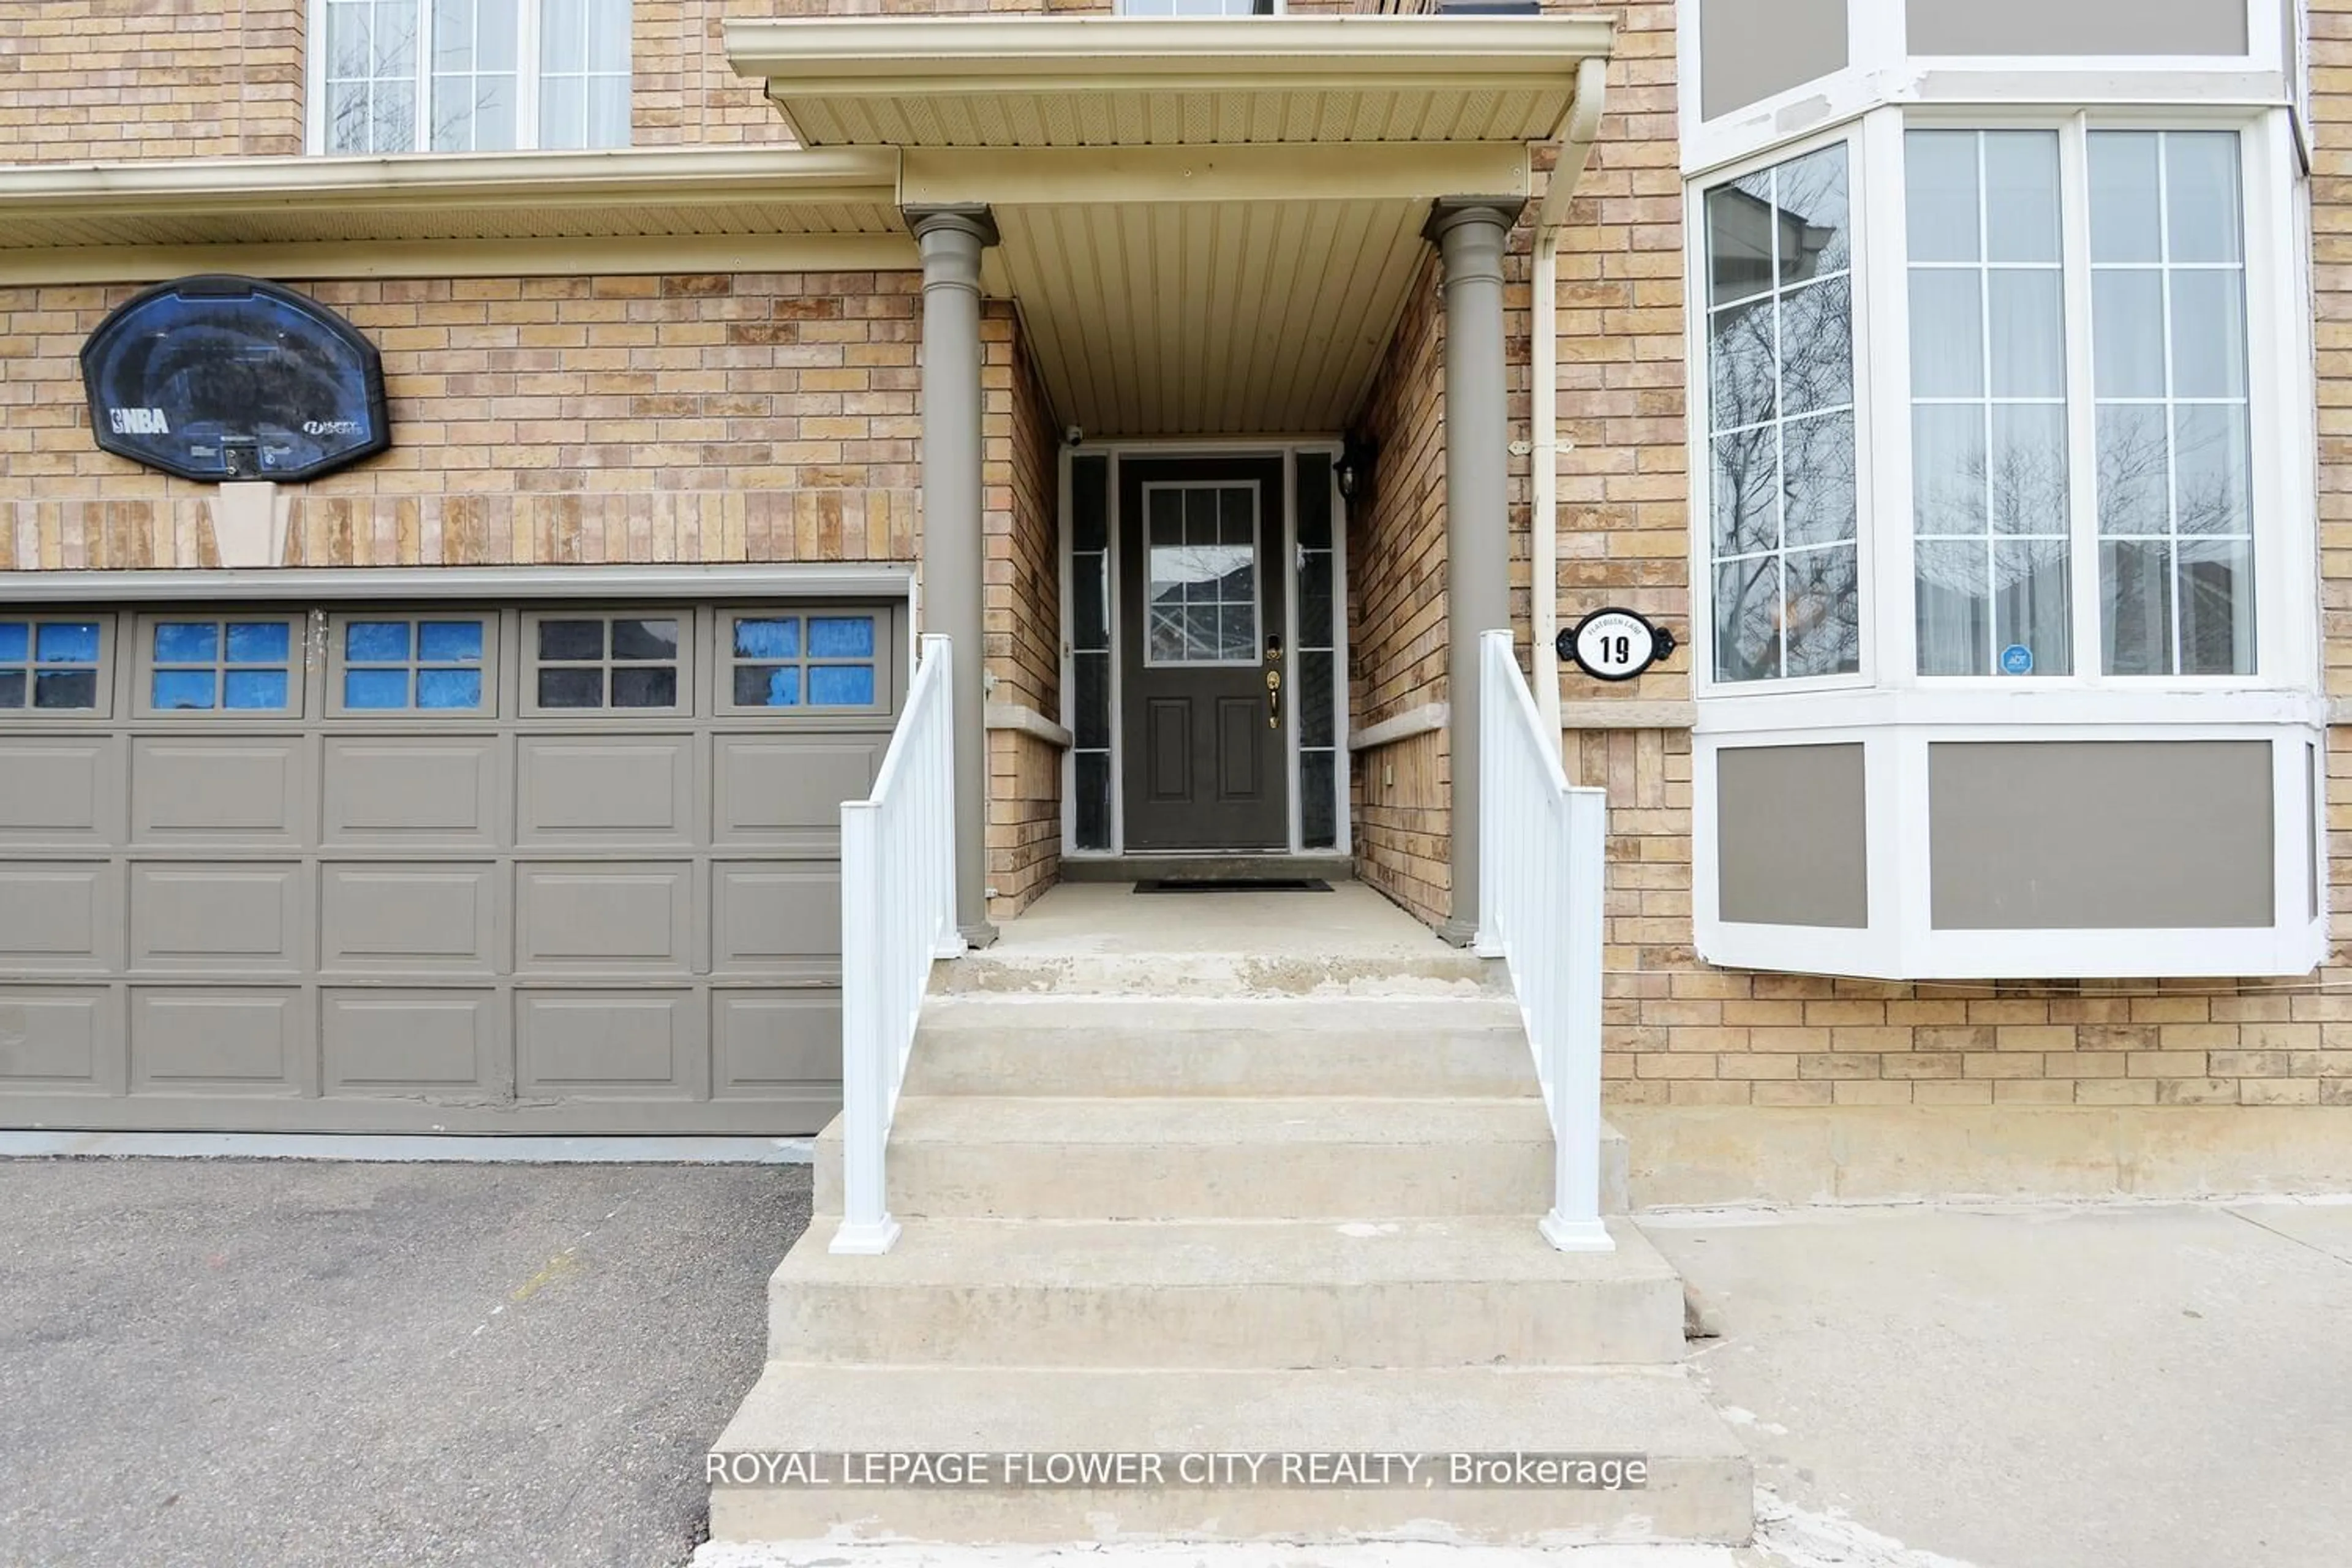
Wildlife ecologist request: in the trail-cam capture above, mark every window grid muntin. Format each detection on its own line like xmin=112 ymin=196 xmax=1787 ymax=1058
xmin=1703 ymin=141 xmax=1862 ymax=685
xmin=2088 ymin=129 xmax=2257 ymax=677
xmin=144 ymin=616 xmax=300 ymax=714
xmin=336 ymin=614 xmax=493 ymax=713
xmin=1908 ymin=127 xmax=2075 ymax=678
xmin=0 ymin=617 xmax=106 ymax=714
xmin=723 ymin=611 xmax=883 ymax=711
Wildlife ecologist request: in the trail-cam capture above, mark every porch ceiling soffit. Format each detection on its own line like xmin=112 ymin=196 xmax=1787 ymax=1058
xmin=0 ymin=146 xmax=914 ymax=284
xmin=725 ymin=17 xmax=1612 ymax=437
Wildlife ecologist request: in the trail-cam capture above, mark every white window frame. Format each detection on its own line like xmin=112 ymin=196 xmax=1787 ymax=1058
xmin=1686 ymin=119 xmax=1883 ymax=699
xmin=1678 ymin=1 xmax=2295 ymax=181
xmin=1688 ymin=104 xmax=2315 ymax=710
xmin=304 ymin=0 xmax=630 ymax=156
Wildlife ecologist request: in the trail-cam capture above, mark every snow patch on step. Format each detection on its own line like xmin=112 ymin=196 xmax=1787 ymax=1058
xmin=1750 ymin=1488 xmax=1980 ymax=1568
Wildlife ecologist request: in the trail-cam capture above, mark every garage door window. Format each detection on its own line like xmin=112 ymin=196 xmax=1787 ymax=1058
xmin=526 ymin=613 xmax=685 ymax=712
xmin=0 ymin=618 xmax=105 ymax=712
xmin=725 ymin=612 xmax=880 ymax=710
xmin=143 ymin=618 xmax=299 ymax=714
xmin=334 ymin=616 xmax=493 ymax=714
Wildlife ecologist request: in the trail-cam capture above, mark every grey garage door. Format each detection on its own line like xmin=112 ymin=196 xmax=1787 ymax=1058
xmin=0 ymin=598 xmax=902 ymax=1134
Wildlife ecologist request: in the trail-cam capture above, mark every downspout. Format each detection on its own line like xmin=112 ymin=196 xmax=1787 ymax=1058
xmin=1531 ymin=53 xmax=1609 ymax=742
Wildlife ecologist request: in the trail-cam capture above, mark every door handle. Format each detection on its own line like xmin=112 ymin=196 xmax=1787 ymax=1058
xmin=1264 ymin=633 xmax=1283 ymax=730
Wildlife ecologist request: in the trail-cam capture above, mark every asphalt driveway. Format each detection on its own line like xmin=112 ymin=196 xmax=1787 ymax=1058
xmin=0 ymin=1158 xmax=809 ymax=1568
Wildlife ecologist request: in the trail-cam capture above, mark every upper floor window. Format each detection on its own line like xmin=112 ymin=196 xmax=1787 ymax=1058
xmin=1696 ymin=115 xmax=2277 ymax=690
xmin=315 ymin=0 xmax=630 ymax=155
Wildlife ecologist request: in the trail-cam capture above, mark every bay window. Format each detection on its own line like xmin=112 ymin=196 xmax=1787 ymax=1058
xmin=314 ymin=0 xmax=630 ymax=155
xmin=1697 ymin=115 xmax=2277 ymax=690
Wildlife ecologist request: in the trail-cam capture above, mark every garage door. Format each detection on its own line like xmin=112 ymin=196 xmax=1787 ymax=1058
xmin=0 ymin=598 xmax=902 ymax=1134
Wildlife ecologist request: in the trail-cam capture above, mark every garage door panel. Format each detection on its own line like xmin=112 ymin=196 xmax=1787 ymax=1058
xmin=0 ymin=987 xmax=121 ymax=1092
xmin=0 ymin=739 xmax=119 ymax=845
xmin=713 ymin=736 xmax=881 ymax=851
xmin=130 ymin=988 xmax=308 ymax=1096
xmin=0 ymin=862 xmax=118 ymax=973
xmin=518 ymin=737 xmax=695 ymax=845
xmin=516 ymin=990 xmax=706 ymax=1101
xmin=131 ymin=739 xmax=309 ymax=846
xmin=516 ymin=862 xmax=693 ymax=973
xmin=322 ymin=738 xmax=503 ymax=848
xmin=714 ymin=991 xmax=842 ymax=1095
xmin=321 ymin=863 xmax=500 ymax=974
xmin=130 ymin=863 xmax=307 ymax=973
xmin=322 ymin=989 xmax=504 ymax=1096
xmin=0 ymin=594 xmax=882 ymax=1138
xmin=713 ymin=864 xmax=842 ymax=979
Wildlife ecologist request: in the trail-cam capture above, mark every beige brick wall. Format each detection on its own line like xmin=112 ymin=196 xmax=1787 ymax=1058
xmin=986 ymin=304 xmax=1063 ymax=922
xmin=0 ymin=271 xmax=924 ymax=567
xmin=1348 ymin=254 xmax=1453 ymax=925
xmin=1533 ymin=0 xmax=2352 ymax=1112
xmin=0 ymin=0 xmax=306 ymax=162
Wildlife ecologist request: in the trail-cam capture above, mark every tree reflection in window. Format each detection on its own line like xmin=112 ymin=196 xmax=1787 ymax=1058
xmin=1705 ymin=144 xmax=1861 ymax=684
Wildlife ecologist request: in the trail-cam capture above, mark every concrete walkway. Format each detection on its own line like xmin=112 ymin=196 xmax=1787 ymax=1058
xmin=1645 ymin=1198 xmax=2352 ymax=1568
xmin=0 ymin=1159 xmax=807 ymax=1568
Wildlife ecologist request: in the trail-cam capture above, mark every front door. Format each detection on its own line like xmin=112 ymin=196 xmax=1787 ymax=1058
xmin=1118 ymin=456 xmax=1288 ymax=851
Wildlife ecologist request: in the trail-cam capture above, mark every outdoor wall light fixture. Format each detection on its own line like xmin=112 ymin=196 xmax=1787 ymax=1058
xmin=1336 ymin=436 xmax=1378 ymax=504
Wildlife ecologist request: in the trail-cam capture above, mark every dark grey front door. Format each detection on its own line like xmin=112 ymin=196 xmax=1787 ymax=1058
xmin=1118 ymin=456 xmax=1288 ymax=851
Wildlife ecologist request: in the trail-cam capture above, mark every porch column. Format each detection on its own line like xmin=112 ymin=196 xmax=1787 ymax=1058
xmin=910 ymin=204 xmax=1001 ymax=948
xmin=1425 ymin=198 xmax=1522 ymax=949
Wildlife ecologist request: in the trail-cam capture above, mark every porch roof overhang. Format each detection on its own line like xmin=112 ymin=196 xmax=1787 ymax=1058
xmin=0 ymin=146 xmax=915 ymax=284
xmin=728 ymin=16 xmax=1615 ymax=437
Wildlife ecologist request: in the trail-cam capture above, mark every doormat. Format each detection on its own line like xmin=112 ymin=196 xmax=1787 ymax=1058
xmin=1133 ymin=878 xmax=1333 ymax=894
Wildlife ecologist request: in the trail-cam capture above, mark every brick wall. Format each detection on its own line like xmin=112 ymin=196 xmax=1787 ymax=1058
xmin=0 ymin=0 xmax=305 ymax=162
xmin=630 ymin=0 xmax=1114 ymax=152
xmin=1348 ymin=254 xmax=1453 ymax=925
xmin=0 ymin=271 xmax=923 ymax=567
xmin=1536 ymin=0 xmax=2352 ymax=1112
xmin=985 ymin=303 xmax=1063 ymax=922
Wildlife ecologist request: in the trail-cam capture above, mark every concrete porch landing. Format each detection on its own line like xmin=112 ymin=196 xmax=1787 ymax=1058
xmin=945 ymin=881 xmax=1501 ymax=998
xmin=984 ymin=881 xmax=1449 ymax=959
xmin=711 ymin=881 xmax=1749 ymax=1548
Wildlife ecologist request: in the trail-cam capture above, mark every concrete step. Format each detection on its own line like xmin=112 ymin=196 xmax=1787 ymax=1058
xmin=933 ymin=947 xmax=1507 ymax=1000
xmin=769 ymin=1216 xmax=1686 ymax=1368
xmin=707 ymin=1362 xmax=1754 ymax=1546
xmin=903 ymin=995 xmax=1539 ymax=1099
xmin=816 ymin=1096 xmax=1556 ymax=1221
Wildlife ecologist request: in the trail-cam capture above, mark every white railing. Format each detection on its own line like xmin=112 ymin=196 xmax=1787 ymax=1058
xmin=831 ymin=633 xmax=962 ymax=1256
xmin=1476 ymin=628 xmax=1614 ymax=1253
